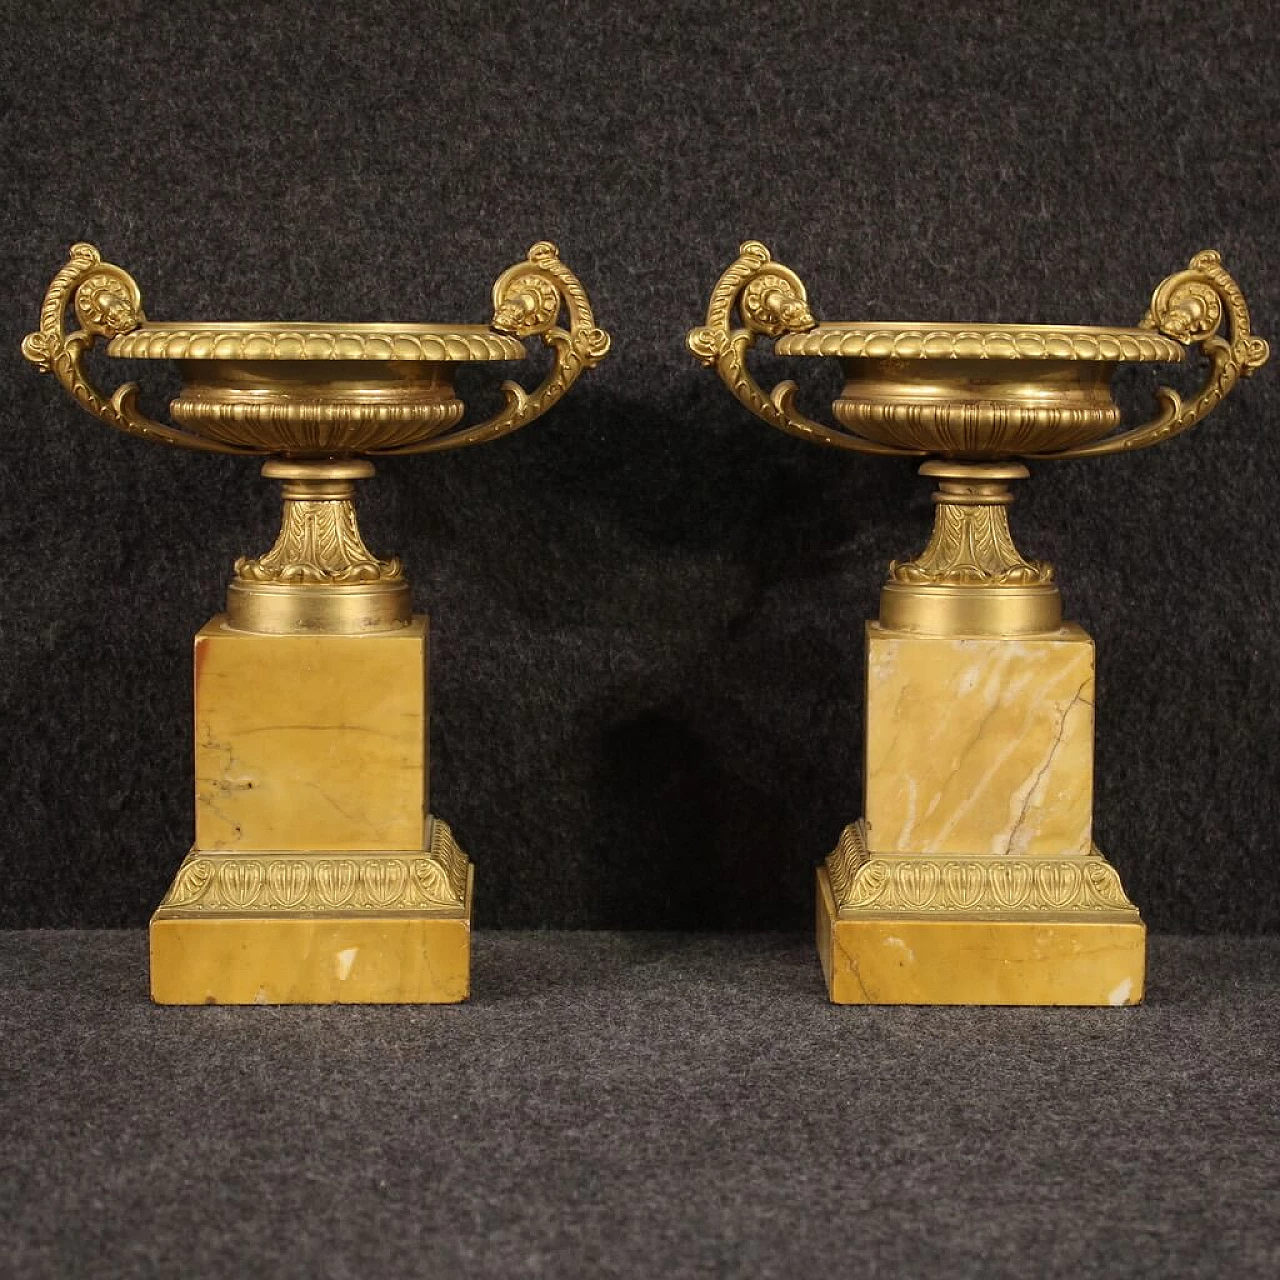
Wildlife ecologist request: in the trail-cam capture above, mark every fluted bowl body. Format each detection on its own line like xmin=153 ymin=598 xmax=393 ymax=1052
xmin=774 ymin=322 xmax=1185 ymax=459
xmin=107 ymin=322 xmax=526 ymax=457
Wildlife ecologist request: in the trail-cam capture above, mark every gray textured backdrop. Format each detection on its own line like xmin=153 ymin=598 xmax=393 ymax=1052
xmin=2 ymin=0 xmax=1277 ymax=930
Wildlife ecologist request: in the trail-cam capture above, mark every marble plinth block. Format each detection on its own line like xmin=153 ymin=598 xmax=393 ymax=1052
xmin=192 ymin=617 xmax=431 ymax=852
xmin=865 ymin=623 xmax=1095 ymax=857
xmin=150 ymin=616 xmax=472 ymax=1005
xmin=818 ymin=622 xmax=1145 ymax=1006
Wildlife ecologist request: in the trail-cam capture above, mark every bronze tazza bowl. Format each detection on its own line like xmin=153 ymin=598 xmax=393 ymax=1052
xmin=24 ymin=241 xmax=610 ymax=633
xmin=689 ymin=242 xmax=1268 ymax=636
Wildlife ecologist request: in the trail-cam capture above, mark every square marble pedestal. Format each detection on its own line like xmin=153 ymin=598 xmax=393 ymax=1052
xmin=818 ymin=622 xmax=1145 ymax=1006
xmin=149 ymin=615 xmax=472 ymax=1005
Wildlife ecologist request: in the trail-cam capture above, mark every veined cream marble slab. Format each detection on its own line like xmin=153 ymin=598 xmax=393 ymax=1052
xmin=816 ymin=866 xmax=1145 ymax=1006
xmin=193 ymin=616 xmax=429 ymax=852
xmin=864 ymin=622 xmax=1095 ymax=858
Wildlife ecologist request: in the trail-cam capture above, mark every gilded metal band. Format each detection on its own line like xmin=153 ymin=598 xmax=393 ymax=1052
xmin=158 ymin=819 xmax=470 ymax=918
xmin=109 ymin=323 xmax=526 ymax=362
xmin=825 ymin=822 xmax=1140 ymax=921
xmin=879 ymin=584 xmax=1062 ymax=636
xmin=776 ymin=322 xmax=1186 ymax=363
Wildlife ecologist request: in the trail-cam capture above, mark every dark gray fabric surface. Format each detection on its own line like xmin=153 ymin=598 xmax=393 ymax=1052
xmin=3 ymin=1 xmax=1280 ymax=932
xmin=1 ymin=931 xmax=1277 ymax=1278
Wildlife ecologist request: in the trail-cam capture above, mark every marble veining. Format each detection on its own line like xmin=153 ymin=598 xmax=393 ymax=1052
xmin=864 ymin=623 xmax=1095 ymax=857
xmin=193 ymin=616 xmax=429 ymax=852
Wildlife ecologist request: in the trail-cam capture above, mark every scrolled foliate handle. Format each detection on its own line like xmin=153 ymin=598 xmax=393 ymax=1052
xmin=21 ymin=243 xmax=249 ymax=454
xmin=687 ymin=240 xmax=918 ymax=457
xmin=385 ymin=241 xmax=610 ymax=455
xmin=1047 ymin=249 xmax=1270 ymax=459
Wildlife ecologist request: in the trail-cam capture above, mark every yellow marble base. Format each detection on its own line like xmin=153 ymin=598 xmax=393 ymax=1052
xmin=864 ymin=622 xmax=1095 ymax=858
xmin=153 ymin=613 xmax=472 ymax=1005
xmin=834 ymin=618 xmax=1148 ymax=1004
xmin=150 ymin=821 xmax=472 ymax=1005
xmin=817 ymin=866 xmax=1145 ymax=1006
xmin=194 ymin=616 xmax=430 ymax=853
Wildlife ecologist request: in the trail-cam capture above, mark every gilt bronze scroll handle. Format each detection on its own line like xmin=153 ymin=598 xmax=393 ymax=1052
xmin=22 ymin=243 xmax=251 ymax=455
xmin=687 ymin=240 xmax=921 ymax=458
xmin=383 ymin=240 xmax=611 ymax=455
xmin=1045 ymin=250 xmax=1269 ymax=459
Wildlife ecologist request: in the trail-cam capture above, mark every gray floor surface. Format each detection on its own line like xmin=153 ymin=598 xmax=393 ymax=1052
xmin=1 ymin=932 xmax=1277 ymax=1278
